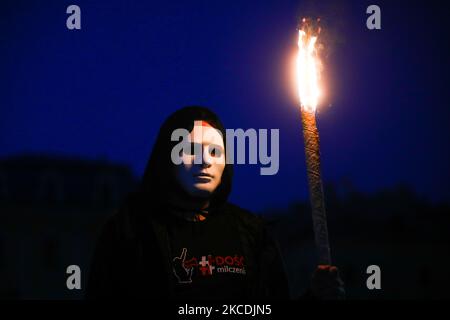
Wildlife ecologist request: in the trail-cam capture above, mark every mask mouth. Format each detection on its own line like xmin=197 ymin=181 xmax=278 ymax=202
xmin=194 ymin=172 xmax=213 ymax=178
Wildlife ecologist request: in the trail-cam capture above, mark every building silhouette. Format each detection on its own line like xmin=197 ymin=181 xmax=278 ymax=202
xmin=0 ymin=154 xmax=137 ymax=299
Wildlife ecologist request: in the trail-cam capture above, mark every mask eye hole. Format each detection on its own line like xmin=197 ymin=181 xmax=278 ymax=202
xmin=182 ymin=143 xmax=198 ymax=156
xmin=209 ymin=145 xmax=223 ymax=157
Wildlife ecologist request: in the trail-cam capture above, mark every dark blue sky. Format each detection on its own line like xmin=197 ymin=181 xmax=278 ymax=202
xmin=1 ymin=0 xmax=449 ymax=212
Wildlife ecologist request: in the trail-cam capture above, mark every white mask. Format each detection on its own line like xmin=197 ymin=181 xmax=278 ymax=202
xmin=173 ymin=121 xmax=226 ymax=198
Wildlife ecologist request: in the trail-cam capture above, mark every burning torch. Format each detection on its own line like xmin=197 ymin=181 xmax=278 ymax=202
xmin=297 ymin=18 xmax=331 ymax=265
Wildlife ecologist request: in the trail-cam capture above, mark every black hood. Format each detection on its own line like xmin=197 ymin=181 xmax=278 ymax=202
xmin=136 ymin=106 xmax=233 ymax=211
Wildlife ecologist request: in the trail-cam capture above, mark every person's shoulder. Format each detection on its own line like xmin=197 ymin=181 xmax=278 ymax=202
xmin=222 ymin=202 xmax=257 ymax=217
xmin=96 ymin=193 xmax=143 ymax=240
xmin=222 ymin=202 xmax=265 ymax=228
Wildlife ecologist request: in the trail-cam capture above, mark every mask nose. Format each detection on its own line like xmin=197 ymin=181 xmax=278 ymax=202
xmin=201 ymin=146 xmax=212 ymax=168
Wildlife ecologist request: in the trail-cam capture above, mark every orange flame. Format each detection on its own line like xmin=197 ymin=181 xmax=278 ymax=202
xmin=297 ymin=22 xmax=321 ymax=113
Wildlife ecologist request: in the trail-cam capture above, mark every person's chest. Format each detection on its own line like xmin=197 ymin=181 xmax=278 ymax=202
xmin=168 ymin=213 xmax=249 ymax=299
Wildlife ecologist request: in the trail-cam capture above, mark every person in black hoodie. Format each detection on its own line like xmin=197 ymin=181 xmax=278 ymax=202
xmin=86 ymin=106 xmax=344 ymax=300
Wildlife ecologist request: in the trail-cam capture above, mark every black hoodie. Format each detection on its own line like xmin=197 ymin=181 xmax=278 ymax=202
xmin=86 ymin=106 xmax=290 ymax=299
